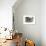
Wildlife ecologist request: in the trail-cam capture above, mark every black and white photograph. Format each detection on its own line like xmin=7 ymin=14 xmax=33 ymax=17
xmin=23 ymin=15 xmax=35 ymax=24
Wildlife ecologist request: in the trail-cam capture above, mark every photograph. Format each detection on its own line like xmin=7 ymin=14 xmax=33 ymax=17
xmin=23 ymin=15 xmax=35 ymax=24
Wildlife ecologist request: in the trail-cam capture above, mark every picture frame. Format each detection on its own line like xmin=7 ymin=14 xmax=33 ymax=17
xmin=23 ymin=15 xmax=35 ymax=24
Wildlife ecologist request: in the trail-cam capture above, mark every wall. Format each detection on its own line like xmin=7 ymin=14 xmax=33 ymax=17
xmin=41 ymin=0 xmax=46 ymax=46
xmin=0 ymin=0 xmax=16 ymax=30
xmin=13 ymin=0 xmax=41 ymax=46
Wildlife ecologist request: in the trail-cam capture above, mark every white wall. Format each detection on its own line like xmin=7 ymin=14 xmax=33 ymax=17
xmin=13 ymin=0 xmax=41 ymax=46
xmin=13 ymin=0 xmax=46 ymax=46
xmin=41 ymin=0 xmax=46 ymax=46
xmin=0 ymin=0 xmax=16 ymax=30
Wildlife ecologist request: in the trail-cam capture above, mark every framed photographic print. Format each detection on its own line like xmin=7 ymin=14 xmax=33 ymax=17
xmin=23 ymin=15 xmax=35 ymax=24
